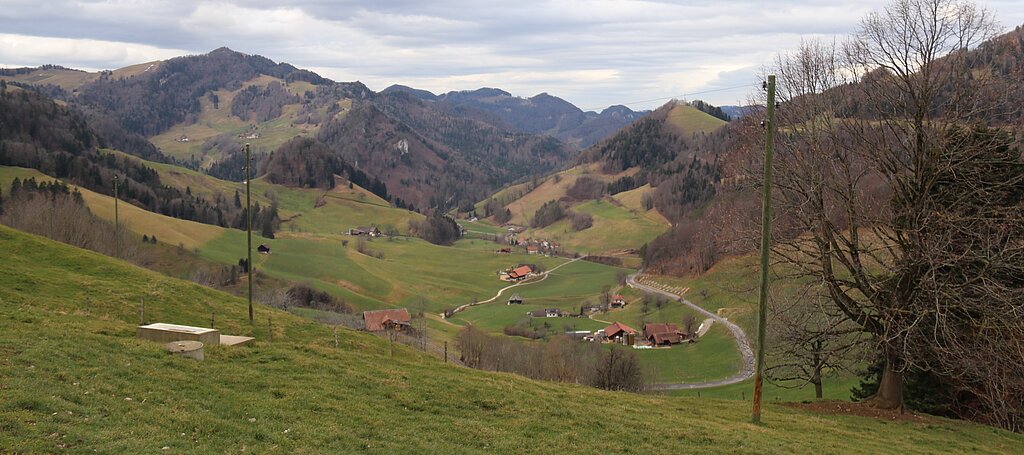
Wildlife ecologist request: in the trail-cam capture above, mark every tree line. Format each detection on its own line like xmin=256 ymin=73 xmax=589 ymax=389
xmin=456 ymin=325 xmax=646 ymax=392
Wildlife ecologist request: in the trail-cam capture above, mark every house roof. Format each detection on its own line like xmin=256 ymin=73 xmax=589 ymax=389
xmin=258 ymin=244 xmax=270 ymax=250
xmin=509 ymin=294 xmax=522 ymax=301
xmin=604 ymin=322 xmax=637 ymax=338
xmin=613 ymin=294 xmax=625 ymax=301
xmin=363 ymin=309 xmax=411 ymax=331
xmin=644 ymin=323 xmax=679 ymax=336
xmin=509 ymin=265 xmax=533 ymax=277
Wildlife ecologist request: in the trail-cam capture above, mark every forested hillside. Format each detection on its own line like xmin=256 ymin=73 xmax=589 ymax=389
xmin=0 ymin=87 xmax=277 ymax=232
xmin=384 ymin=85 xmax=647 ymax=148
xmin=581 ymin=101 xmax=727 ymax=222
xmin=73 ymin=47 xmax=327 ymax=136
xmin=0 ymin=48 xmax=588 ymax=212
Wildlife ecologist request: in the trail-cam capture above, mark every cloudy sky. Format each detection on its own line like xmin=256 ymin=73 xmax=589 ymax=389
xmin=2 ymin=1 xmax=1022 ymax=111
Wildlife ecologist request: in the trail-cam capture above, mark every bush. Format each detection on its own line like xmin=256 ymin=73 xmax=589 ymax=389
xmin=531 ymin=200 xmax=565 ymax=228
xmin=285 ymin=284 xmax=353 ymax=313
xmin=568 ymin=211 xmax=593 ymax=231
xmin=566 ymin=176 xmax=604 ymax=200
xmin=409 ymin=213 xmax=462 ymax=245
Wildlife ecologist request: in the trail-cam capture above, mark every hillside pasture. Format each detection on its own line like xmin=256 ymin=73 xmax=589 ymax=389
xmin=3 ymin=225 xmax=1022 ymax=454
xmin=664 ymin=103 xmax=728 ymax=136
xmin=0 ymin=165 xmax=223 ymax=250
xmin=524 ymin=198 xmax=668 ymax=254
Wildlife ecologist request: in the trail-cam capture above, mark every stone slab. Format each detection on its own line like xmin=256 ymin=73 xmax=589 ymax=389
xmin=220 ymin=335 xmax=255 ymax=347
xmin=138 ymin=323 xmax=220 ymax=345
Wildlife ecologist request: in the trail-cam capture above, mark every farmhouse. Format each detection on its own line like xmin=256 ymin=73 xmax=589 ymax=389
xmin=603 ymin=322 xmax=637 ymax=343
xmin=495 ymin=248 xmax=512 ymax=254
xmin=529 ymin=308 xmax=562 ymax=318
xmin=257 ymin=244 xmax=271 ymax=254
xmin=349 ymin=226 xmax=381 ymax=237
xmin=643 ymin=323 xmax=687 ymax=346
xmin=363 ymin=309 xmax=411 ymax=332
xmin=610 ymin=295 xmax=627 ymax=308
xmin=526 ymin=246 xmax=539 ymax=254
xmin=508 ymin=294 xmax=523 ymax=305
xmin=506 ymin=265 xmax=534 ymax=281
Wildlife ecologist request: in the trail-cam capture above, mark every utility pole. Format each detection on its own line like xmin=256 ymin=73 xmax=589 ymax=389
xmin=245 ymin=143 xmax=254 ymax=324
xmin=752 ymin=75 xmax=776 ymax=424
xmin=113 ymin=175 xmax=119 ymax=259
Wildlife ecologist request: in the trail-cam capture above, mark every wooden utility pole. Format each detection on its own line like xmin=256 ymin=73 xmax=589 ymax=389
xmin=752 ymin=75 xmax=776 ymax=424
xmin=245 ymin=143 xmax=254 ymax=324
xmin=113 ymin=175 xmax=119 ymax=259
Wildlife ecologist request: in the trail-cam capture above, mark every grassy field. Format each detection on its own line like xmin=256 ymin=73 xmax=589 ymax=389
xmin=638 ymin=326 xmax=744 ymax=384
xmin=3 ymin=225 xmax=1023 ymax=454
xmin=668 ymin=375 xmax=864 ymax=403
xmin=197 ymin=229 xmax=570 ymax=314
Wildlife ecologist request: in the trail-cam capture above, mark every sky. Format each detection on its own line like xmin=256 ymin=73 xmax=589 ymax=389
xmin=2 ymin=1 xmax=1022 ymax=111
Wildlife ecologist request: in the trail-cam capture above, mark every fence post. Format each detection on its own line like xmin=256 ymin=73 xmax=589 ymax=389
xmin=268 ymin=317 xmax=273 ymax=342
xmin=211 ymin=312 xmax=215 ymax=328
xmin=140 ymin=298 xmax=145 ymax=325
xmin=334 ymin=325 xmax=339 ymax=348
xmin=444 ymin=341 xmax=448 ymax=364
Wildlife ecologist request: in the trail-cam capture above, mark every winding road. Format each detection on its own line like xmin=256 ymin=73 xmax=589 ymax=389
xmin=626 ymin=273 xmax=755 ymax=390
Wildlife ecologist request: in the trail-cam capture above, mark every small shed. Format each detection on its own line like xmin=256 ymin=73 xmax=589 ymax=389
xmin=508 ymin=294 xmax=523 ymax=305
xmin=610 ymin=295 xmax=627 ymax=308
xmin=257 ymin=244 xmax=271 ymax=254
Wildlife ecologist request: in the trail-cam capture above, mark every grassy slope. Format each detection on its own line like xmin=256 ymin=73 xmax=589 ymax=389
xmin=476 ymin=164 xmax=665 ymax=255
xmin=665 ymin=104 xmax=728 ymax=136
xmin=104 ymin=149 xmax=421 ymax=235
xmin=2 ymin=225 xmax=1022 ymax=454
xmin=0 ymin=165 xmax=224 ymax=250
xmin=527 ymin=199 xmax=666 ymax=254
xmin=0 ymin=68 xmax=99 ymax=91
xmin=148 ymin=75 xmax=348 ymax=166
xmin=612 ymin=183 xmax=670 ymax=226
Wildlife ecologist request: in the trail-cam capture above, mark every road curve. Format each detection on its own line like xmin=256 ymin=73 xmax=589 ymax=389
xmin=626 ymin=273 xmax=755 ymax=390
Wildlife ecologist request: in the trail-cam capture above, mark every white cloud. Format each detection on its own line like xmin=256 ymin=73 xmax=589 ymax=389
xmin=0 ymin=33 xmax=190 ymax=70
xmin=0 ymin=0 xmax=1022 ymax=109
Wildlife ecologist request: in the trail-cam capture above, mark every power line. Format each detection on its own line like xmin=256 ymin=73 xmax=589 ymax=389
xmin=581 ymin=83 xmax=752 ymax=112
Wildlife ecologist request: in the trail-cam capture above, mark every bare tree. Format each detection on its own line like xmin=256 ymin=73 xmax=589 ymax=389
xmin=682 ymin=314 xmax=698 ymax=340
xmin=766 ymin=285 xmax=868 ymax=399
xmin=760 ymin=0 xmax=1023 ymax=422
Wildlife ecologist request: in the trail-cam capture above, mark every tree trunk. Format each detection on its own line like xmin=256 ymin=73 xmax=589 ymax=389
xmin=812 ymin=344 xmax=823 ymax=400
xmin=868 ymin=354 xmax=904 ymax=411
